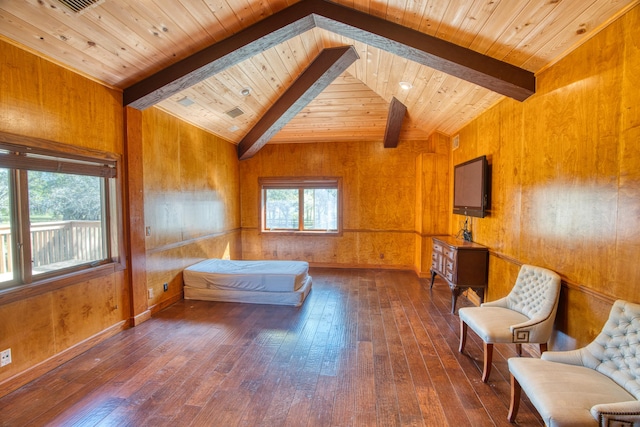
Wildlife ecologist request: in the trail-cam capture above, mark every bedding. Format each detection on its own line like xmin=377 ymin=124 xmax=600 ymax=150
xmin=183 ymin=259 xmax=312 ymax=307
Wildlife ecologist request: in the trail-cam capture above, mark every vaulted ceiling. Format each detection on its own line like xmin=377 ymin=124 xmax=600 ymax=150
xmin=1 ymin=0 xmax=637 ymax=154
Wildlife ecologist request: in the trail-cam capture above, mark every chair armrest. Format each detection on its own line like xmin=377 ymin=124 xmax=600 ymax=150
xmin=591 ymin=400 xmax=640 ymax=427
xmin=509 ymin=315 xmax=555 ymax=342
xmin=540 ymin=349 xmax=585 ymax=366
xmin=481 ymin=296 xmax=509 ymax=308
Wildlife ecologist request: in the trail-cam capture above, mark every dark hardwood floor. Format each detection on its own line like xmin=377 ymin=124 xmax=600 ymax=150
xmin=0 ymin=268 xmax=544 ymax=426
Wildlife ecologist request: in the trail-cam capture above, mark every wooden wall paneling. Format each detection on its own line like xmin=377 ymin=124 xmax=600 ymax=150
xmin=214 ymin=136 xmax=242 ymax=232
xmin=183 ymin=154 xmax=213 ymax=206
xmin=0 ymin=294 xmax=54 ymax=383
xmin=0 ymin=40 xmax=45 ymax=137
xmin=239 ymin=141 xmax=421 ymax=269
xmin=145 ymin=246 xmax=182 ymax=312
xmin=414 ymin=153 xmax=424 ymax=273
xmin=418 ymin=152 xmax=449 ymax=275
xmin=354 ymin=231 xmax=416 ymax=267
xmin=419 ymin=152 xmax=449 ymax=234
xmin=0 ymin=38 xmax=129 ymax=393
xmin=486 ymin=254 xmax=521 ymax=303
xmin=553 ymin=286 xmax=614 ymax=351
xmin=491 ymin=100 xmax=523 ymax=258
xmin=124 ymin=107 xmax=149 ymax=326
xmin=520 ymin=20 xmax=621 ymax=288
xmin=449 ymin=5 xmax=640 ymax=348
xmin=470 ymin=102 xmax=501 ymax=250
xmin=353 ymin=144 xmax=415 ymax=231
xmin=52 ymin=275 xmax=121 ymax=352
xmin=0 ymin=40 xmax=123 ymax=152
xmin=142 ymin=108 xmax=184 ymax=251
xmin=60 ymin=60 xmax=122 ymax=150
xmin=614 ymin=7 xmax=640 ymax=302
xmin=141 ymin=107 xmax=241 ymax=310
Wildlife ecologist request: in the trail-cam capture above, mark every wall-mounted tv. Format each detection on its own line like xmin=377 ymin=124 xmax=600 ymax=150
xmin=453 ymin=155 xmax=490 ymax=218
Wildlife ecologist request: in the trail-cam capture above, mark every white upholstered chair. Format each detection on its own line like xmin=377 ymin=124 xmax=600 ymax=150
xmin=458 ymin=264 xmax=561 ymax=382
xmin=508 ymin=300 xmax=640 ymax=426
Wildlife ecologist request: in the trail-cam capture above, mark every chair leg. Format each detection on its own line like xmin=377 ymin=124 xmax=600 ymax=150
xmin=508 ymin=374 xmax=522 ymax=423
xmin=515 ymin=343 xmax=522 ymax=356
xmin=482 ymin=342 xmax=493 ymax=383
xmin=539 ymin=342 xmax=548 ymax=354
xmin=459 ymin=320 xmax=467 ymax=353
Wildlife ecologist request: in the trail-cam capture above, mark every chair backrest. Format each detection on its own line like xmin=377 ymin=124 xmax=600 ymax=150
xmin=505 ymin=264 xmax=561 ymax=320
xmin=581 ymin=300 xmax=640 ymax=399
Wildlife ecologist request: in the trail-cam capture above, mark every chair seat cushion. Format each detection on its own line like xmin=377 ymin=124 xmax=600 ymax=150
xmin=509 ymin=357 xmax=635 ymax=427
xmin=459 ymin=306 xmax=529 ymax=343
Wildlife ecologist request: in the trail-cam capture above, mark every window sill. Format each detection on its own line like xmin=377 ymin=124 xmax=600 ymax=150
xmin=260 ymin=230 xmax=342 ymax=237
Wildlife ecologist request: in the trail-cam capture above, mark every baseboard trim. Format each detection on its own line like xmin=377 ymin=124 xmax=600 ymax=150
xmin=131 ymin=309 xmax=152 ymax=326
xmin=0 ymin=319 xmax=129 ymax=398
xmin=148 ymin=292 xmax=183 ymax=315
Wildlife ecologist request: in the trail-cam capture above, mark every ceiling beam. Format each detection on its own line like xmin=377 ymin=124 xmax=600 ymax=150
xmin=123 ymin=2 xmax=317 ymax=109
xmin=123 ymin=0 xmax=535 ymax=110
xmin=383 ymin=97 xmax=406 ymax=148
xmin=312 ymin=2 xmax=535 ymax=102
xmin=237 ymin=46 xmax=359 ymax=160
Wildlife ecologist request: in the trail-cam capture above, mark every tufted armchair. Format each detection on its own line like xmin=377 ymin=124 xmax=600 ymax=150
xmin=508 ymin=299 xmax=640 ymax=426
xmin=458 ymin=264 xmax=561 ymax=382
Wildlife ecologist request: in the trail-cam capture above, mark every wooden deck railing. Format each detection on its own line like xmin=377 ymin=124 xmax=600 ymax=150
xmin=0 ymin=221 xmax=103 ymax=275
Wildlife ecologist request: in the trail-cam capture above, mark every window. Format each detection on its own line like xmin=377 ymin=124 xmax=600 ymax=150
xmin=261 ymin=177 xmax=341 ymax=234
xmin=0 ymin=139 xmax=120 ymax=291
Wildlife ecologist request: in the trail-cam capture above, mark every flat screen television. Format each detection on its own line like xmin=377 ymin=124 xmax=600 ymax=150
xmin=453 ymin=155 xmax=490 ymax=218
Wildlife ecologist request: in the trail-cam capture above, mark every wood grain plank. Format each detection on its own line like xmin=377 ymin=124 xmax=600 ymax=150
xmin=0 ymin=269 xmax=544 ymax=427
xmin=1 ymin=0 xmax=634 ymax=148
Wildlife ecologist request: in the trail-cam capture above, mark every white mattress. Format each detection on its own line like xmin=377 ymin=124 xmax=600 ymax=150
xmin=184 ymin=275 xmax=312 ymax=307
xmin=182 ymin=259 xmax=312 ymax=307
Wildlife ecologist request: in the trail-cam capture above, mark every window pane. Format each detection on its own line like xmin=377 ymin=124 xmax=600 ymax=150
xmin=28 ymin=171 xmax=106 ymax=276
xmin=0 ymin=168 xmax=14 ymax=285
xmin=265 ymin=189 xmax=299 ymax=229
xmin=304 ymin=188 xmax=338 ymax=230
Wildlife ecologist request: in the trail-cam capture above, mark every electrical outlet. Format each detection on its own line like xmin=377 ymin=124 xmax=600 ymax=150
xmin=148 ymin=288 xmax=154 ymax=299
xmin=163 ymin=283 xmax=168 ymax=292
xmin=1 ymin=349 xmax=11 ymax=367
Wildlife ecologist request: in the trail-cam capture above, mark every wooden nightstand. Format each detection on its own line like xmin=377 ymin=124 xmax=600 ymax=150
xmin=430 ymin=236 xmax=489 ymax=313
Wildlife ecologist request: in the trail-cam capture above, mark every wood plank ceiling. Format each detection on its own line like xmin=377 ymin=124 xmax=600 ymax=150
xmin=1 ymin=0 xmax=638 ymax=150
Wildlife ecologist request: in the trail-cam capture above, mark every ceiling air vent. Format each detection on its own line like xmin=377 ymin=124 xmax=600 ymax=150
xmin=452 ymin=134 xmax=460 ymax=150
xmin=225 ymin=107 xmax=245 ymax=119
xmin=56 ymin=0 xmax=105 ymax=14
